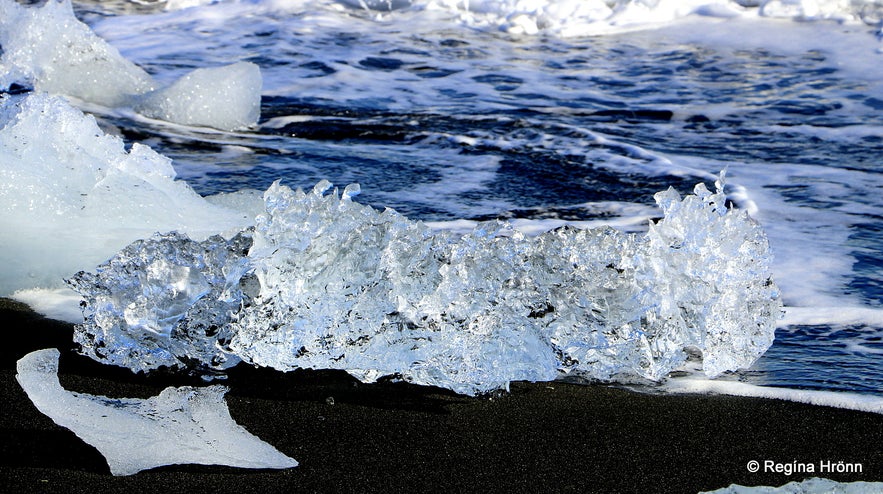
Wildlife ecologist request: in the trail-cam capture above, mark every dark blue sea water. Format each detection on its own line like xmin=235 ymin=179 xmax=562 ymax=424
xmin=4 ymin=0 xmax=883 ymax=398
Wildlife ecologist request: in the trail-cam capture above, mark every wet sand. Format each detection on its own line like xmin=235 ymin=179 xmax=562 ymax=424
xmin=1 ymin=298 xmax=881 ymax=493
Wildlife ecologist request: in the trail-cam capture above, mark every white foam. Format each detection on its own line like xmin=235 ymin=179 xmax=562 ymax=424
xmin=0 ymin=93 xmax=253 ymax=296
xmin=425 ymin=201 xmax=659 ymax=235
xmin=352 ymin=0 xmax=882 ymax=37
xmin=781 ymin=306 xmax=883 ymax=328
xmin=663 ymin=377 xmax=883 ymax=414
xmin=11 ymin=287 xmax=85 ymax=324
xmin=654 ymin=15 xmax=883 ymax=83
xmin=15 ymin=348 xmax=297 ymax=475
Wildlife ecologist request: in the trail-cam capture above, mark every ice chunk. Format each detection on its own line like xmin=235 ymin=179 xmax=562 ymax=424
xmin=0 ymin=0 xmax=155 ymax=107
xmin=67 ymin=231 xmax=254 ymax=373
xmin=135 ymin=62 xmax=262 ymax=131
xmin=703 ymin=477 xmax=883 ymax=494
xmin=0 ymin=93 xmax=253 ymax=295
xmin=70 ymin=178 xmax=782 ymax=395
xmin=0 ymin=0 xmax=261 ymax=130
xmin=636 ymin=181 xmax=781 ymax=377
xmin=15 ymin=349 xmax=297 ymax=475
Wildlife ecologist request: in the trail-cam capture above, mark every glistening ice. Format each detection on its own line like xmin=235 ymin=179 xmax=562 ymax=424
xmin=15 ymin=349 xmax=297 ymax=475
xmin=0 ymin=93 xmax=253 ymax=296
xmin=0 ymin=0 xmax=261 ymax=131
xmin=68 ymin=177 xmax=783 ymax=396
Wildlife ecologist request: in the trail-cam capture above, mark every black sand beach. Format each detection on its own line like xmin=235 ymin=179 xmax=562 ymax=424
xmin=1 ymin=298 xmax=881 ymax=494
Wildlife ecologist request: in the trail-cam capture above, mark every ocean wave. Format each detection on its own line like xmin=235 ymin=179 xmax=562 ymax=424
xmin=119 ymin=0 xmax=883 ymax=37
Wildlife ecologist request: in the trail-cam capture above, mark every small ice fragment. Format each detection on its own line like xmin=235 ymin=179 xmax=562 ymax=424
xmin=15 ymin=349 xmax=297 ymax=476
xmin=135 ymin=62 xmax=262 ymax=131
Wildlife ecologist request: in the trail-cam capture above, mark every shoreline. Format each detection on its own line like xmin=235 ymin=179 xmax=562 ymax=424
xmin=2 ymin=299 xmax=881 ymax=493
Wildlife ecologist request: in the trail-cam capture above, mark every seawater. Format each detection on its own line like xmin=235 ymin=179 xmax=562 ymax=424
xmin=9 ymin=0 xmax=883 ymax=396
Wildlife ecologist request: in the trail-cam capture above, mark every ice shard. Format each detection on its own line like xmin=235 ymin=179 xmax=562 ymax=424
xmin=0 ymin=93 xmax=254 ymax=296
xmin=0 ymin=0 xmax=155 ymax=107
xmin=0 ymin=0 xmax=261 ymax=130
xmin=67 ymin=232 xmax=255 ymax=374
xmin=69 ymin=178 xmax=782 ymax=395
xmin=15 ymin=349 xmax=298 ymax=475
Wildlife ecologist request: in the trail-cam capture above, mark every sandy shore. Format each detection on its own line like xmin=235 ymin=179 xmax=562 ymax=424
xmin=1 ymin=298 xmax=881 ymax=493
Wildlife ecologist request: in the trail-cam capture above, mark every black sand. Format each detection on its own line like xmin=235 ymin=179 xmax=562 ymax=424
xmin=1 ymin=298 xmax=881 ymax=494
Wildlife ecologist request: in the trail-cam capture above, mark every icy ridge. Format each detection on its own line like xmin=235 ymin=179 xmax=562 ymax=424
xmin=0 ymin=93 xmax=254 ymax=296
xmin=69 ymin=177 xmax=781 ymax=395
xmin=0 ymin=0 xmax=261 ymax=130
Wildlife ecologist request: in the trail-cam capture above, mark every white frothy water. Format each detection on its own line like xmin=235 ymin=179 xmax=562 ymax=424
xmin=1 ymin=0 xmax=882 ymax=407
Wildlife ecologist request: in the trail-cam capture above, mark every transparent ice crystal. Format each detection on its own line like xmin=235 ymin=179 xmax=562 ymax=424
xmin=69 ymin=178 xmax=782 ymax=395
xmin=68 ymin=231 xmax=255 ymax=374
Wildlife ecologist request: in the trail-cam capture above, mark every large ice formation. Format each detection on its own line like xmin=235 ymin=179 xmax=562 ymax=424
xmin=15 ymin=349 xmax=298 ymax=475
xmin=0 ymin=0 xmax=261 ymax=130
xmin=69 ymin=178 xmax=782 ymax=395
xmin=0 ymin=93 xmax=253 ymax=295
xmin=0 ymin=0 xmax=153 ymax=107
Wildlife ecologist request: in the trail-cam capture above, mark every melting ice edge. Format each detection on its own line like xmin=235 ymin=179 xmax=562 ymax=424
xmin=68 ymin=176 xmax=782 ymax=396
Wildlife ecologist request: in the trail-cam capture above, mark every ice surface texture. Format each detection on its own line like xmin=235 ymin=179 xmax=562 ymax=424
xmin=15 ymin=349 xmax=297 ymax=475
xmin=0 ymin=0 xmax=261 ymax=130
xmin=704 ymin=477 xmax=883 ymax=494
xmin=67 ymin=232 xmax=254 ymax=373
xmin=0 ymin=93 xmax=253 ymax=295
xmin=134 ymin=62 xmax=262 ymax=131
xmin=70 ymin=178 xmax=782 ymax=395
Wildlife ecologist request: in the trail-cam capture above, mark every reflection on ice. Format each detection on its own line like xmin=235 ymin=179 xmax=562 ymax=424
xmin=15 ymin=349 xmax=297 ymax=476
xmin=69 ymin=175 xmax=782 ymax=395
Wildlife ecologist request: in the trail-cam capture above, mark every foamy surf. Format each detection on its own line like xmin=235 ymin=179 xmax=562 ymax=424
xmin=663 ymin=377 xmax=883 ymax=415
xmin=2 ymin=0 xmax=882 ymax=410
